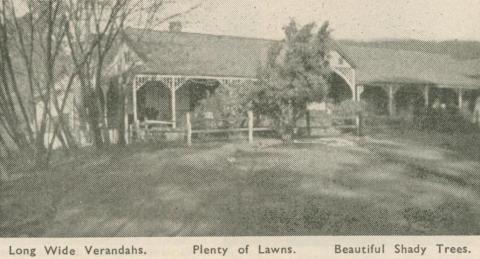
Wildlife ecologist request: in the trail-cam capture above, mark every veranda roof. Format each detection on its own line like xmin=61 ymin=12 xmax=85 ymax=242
xmin=344 ymin=46 xmax=480 ymax=89
xmin=122 ymin=27 xmax=480 ymax=89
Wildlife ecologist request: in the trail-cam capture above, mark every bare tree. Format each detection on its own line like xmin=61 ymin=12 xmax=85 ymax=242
xmin=0 ymin=0 xmax=204 ymax=169
xmin=0 ymin=0 xmax=80 ymax=167
xmin=0 ymin=0 xmax=92 ymax=166
xmin=0 ymin=1 xmax=33 ymax=153
xmin=67 ymin=0 xmax=203 ymax=148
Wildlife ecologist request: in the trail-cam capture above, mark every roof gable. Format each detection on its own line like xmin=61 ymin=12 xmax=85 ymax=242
xmin=121 ymin=27 xmax=356 ymax=78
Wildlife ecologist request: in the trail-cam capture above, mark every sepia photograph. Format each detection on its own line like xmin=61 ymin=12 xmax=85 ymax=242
xmin=0 ymin=0 xmax=480 ymax=238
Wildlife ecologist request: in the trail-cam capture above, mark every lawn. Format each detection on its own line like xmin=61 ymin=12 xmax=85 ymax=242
xmin=1 ymin=132 xmax=480 ymax=236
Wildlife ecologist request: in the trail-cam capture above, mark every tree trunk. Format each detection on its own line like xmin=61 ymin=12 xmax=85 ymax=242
xmin=35 ymin=138 xmax=48 ymax=168
xmin=62 ymin=124 xmax=78 ymax=150
xmin=118 ymin=84 xmax=127 ymax=146
xmin=0 ymin=160 xmax=8 ymax=182
xmin=281 ymin=133 xmax=293 ymax=143
xmin=278 ymin=120 xmax=295 ymax=144
xmin=280 ymin=101 xmax=297 ymax=143
xmin=90 ymin=113 xmax=104 ymax=149
xmin=85 ymin=94 xmax=104 ymax=149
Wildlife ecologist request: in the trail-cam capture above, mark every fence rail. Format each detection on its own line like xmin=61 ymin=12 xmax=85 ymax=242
xmin=140 ymin=119 xmax=175 ymax=127
xmin=191 ymin=128 xmax=271 ymax=134
xmin=304 ymin=112 xmax=362 ymax=136
xmin=186 ymin=111 xmax=266 ymax=146
xmin=132 ymin=111 xmax=363 ymax=145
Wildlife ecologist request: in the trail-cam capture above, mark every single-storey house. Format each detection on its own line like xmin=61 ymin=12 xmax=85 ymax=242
xmin=49 ymin=26 xmax=480 ymax=145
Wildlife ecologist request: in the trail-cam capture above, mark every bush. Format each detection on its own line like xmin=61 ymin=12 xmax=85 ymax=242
xmin=415 ymin=107 xmax=478 ymax=133
xmin=191 ymin=84 xmax=250 ymax=130
xmin=331 ymin=100 xmax=366 ymax=117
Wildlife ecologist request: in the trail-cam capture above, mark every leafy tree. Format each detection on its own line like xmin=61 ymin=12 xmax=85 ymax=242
xmin=251 ymin=19 xmax=333 ymax=140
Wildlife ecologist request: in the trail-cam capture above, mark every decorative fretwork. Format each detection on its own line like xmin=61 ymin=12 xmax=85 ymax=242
xmin=134 ymin=74 xmax=256 ymax=91
xmin=134 ymin=75 xmax=185 ymax=91
xmin=218 ymin=78 xmax=254 ymax=87
xmin=173 ymin=77 xmax=187 ymax=90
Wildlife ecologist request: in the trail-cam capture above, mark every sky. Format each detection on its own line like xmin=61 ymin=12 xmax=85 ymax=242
xmin=155 ymin=0 xmax=480 ymax=41
xmin=10 ymin=0 xmax=480 ymax=41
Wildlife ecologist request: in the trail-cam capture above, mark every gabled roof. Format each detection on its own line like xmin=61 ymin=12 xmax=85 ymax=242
xmin=122 ymin=27 xmax=274 ymax=78
xmin=121 ymin=27 xmax=480 ymax=89
xmin=122 ymin=27 xmax=356 ymax=78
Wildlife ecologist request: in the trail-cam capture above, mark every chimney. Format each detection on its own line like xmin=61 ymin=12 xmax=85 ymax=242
xmin=169 ymin=21 xmax=182 ymax=32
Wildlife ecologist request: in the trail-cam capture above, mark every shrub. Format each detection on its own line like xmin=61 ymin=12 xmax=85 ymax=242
xmin=191 ymin=83 xmax=251 ymax=130
xmin=331 ymin=100 xmax=366 ymax=117
xmin=415 ymin=107 xmax=478 ymax=133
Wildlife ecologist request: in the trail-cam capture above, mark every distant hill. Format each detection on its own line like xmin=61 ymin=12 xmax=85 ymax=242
xmin=339 ymin=39 xmax=480 ymax=60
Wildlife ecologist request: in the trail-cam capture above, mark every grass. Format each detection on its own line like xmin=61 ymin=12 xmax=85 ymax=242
xmin=1 ymin=132 xmax=480 ymax=237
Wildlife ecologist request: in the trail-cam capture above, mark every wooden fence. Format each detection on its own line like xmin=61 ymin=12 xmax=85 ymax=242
xmin=185 ymin=111 xmax=271 ymax=146
xmin=132 ymin=111 xmax=363 ymax=145
xmin=303 ymin=112 xmax=363 ymax=136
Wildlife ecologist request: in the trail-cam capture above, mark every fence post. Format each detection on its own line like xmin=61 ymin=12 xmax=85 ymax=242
xmin=474 ymin=110 xmax=480 ymax=127
xmin=186 ymin=112 xmax=192 ymax=146
xmin=306 ymin=111 xmax=311 ymax=137
xmin=356 ymin=112 xmax=363 ymax=136
xmin=248 ymin=110 xmax=254 ymax=144
xmin=128 ymin=124 xmax=132 ymax=144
